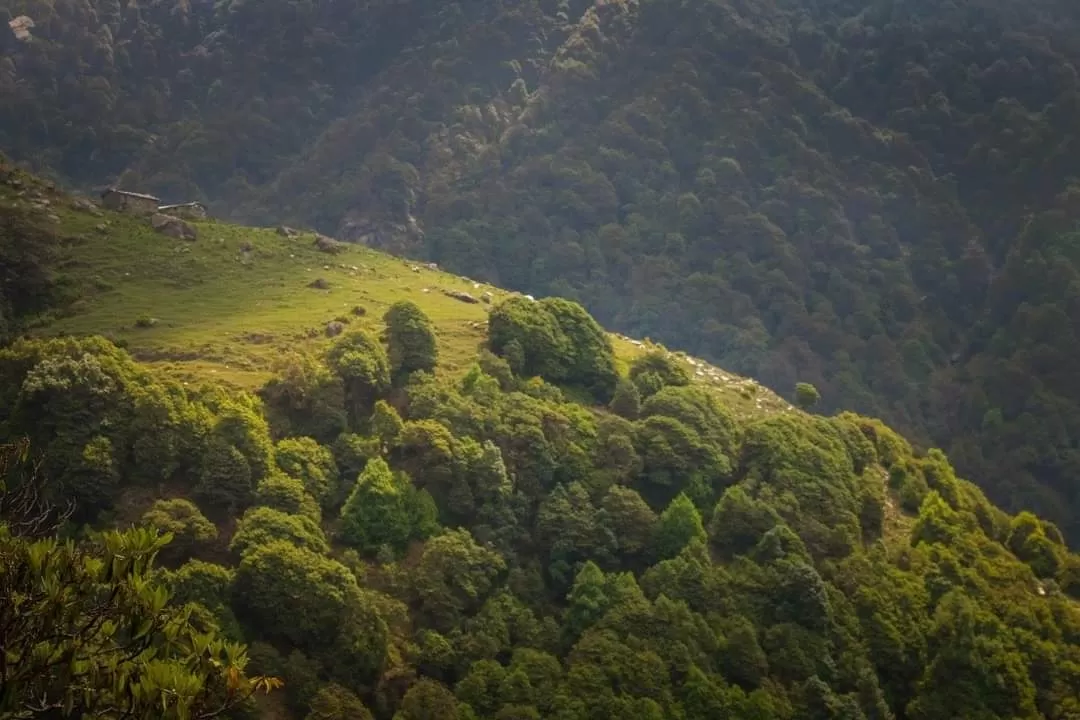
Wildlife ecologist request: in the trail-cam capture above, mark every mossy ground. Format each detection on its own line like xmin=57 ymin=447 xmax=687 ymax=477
xmin=3 ymin=166 xmax=790 ymax=419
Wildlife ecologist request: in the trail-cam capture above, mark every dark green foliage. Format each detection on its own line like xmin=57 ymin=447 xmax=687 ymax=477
xmin=795 ymin=383 xmax=821 ymax=411
xmin=260 ymin=353 xmax=348 ymax=443
xmin=608 ymin=378 xmax=641 ymax=419
xmin=305 ymin=683 xmax=374 ymax=720
xmin=488 ymin=297 xmax=618 ymax=402
xmin=385 ymin=301 xmax=438 ymax=383
xmin=141 ymin=498 xmax=217 ymax=564
xmin=0 ymin=206 xmax=64 ymax=340
xmin=325 ymin=330 xmax=391 ymax=429
xmin=629 ymin=352 xmax=692 ymax=399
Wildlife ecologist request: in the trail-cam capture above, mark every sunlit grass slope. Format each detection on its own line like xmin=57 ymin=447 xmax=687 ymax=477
xmin=2 ymin=164 xmax=789 ymax=418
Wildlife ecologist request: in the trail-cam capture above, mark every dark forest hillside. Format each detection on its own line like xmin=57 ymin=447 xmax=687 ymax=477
xmin=5 ymin=0 xmax=1080 ymax=540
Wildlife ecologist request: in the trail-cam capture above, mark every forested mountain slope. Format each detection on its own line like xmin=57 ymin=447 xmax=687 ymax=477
xmin=4 ymin=0 xmax=1080 ymax=540
xmin=4 ymin=161 xmax=1080 ymax=720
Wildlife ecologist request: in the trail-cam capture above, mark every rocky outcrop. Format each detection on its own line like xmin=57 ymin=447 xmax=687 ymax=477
xmin=150 ymin=213 xmax=197 ymax=240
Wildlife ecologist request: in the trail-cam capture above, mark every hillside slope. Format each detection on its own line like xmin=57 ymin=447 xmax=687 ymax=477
xmin=4 ymin=0 xmax=1080 ymax=539
xmin=3 ymin=166 xmax=1080 ymax=720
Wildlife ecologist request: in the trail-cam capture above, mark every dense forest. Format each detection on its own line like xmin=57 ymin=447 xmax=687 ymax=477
xmin=4 ymin=274 xmax=1080 ymax=718
xmin=3 ymin=0 xmax=1080 ymax=542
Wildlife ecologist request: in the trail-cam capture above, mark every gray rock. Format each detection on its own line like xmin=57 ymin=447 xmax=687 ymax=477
xmin=307 ymin=277 xmax=331 ymax=290
xmin=481 ymin=291 xmax=493 ymax=304
xmin=443 ymin=289 xmax=479 ymax=304
xmin=325 ymin=321 xmax=346 ymax=337
xmin=315 ymin=235 xmax=344 ymax=254
xmin=151 ymin=213 xmax=197 ymax=241
xmin=277 ymin=225 xmax=300 ymax=237
xmin=71 ymin=197 xmax=102 ymax=216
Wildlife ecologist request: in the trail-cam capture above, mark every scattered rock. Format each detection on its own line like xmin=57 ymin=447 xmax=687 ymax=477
xmin=426 ymin=262 xmax=439 ymax=270
xmin=277 ymin=225 xmax=300 ymax=237
xmin=443 ymin=289 xmax=479 ymax=304
xmin=150 ymin=213 xmax=197 ymax=241
xmin=325 ymin=321 xmax=346 ymax=337
xmin=240 ymin=240 xmax=254 ymax=252
xmin=45 ymin=213 xmax=60 ymax=223
xmin=480 ymin=291 xmax=493 ymax=303
xmin=71 ymin=197 xmax=102 ymax=216
xmin=524 ymin=294 xmax=536 ymax=301
xmin=307 ymin=277 xmax=331 ymax=290
xmin=315 ymin=235 xmax=344 ymax=254
xmin=411 ymin=265 xmax=421 ymax=273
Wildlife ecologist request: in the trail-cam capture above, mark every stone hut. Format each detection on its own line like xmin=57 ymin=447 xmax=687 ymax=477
xmin=157 ymin=202 xmax=208 ymax=220
xmin=101 ymin=189 xmax=160 ymax=216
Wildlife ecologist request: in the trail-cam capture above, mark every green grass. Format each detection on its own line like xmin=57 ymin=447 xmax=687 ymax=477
xmin=4 ymin=167 xmax=791 ymax=418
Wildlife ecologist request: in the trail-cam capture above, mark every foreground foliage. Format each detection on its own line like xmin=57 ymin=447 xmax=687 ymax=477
xmin=0 ymin=441 xmax=279 ymax=718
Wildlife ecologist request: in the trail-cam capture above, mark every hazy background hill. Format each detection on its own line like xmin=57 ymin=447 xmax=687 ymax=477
xmin=5 ymin=0 xmax=1080 ymax=540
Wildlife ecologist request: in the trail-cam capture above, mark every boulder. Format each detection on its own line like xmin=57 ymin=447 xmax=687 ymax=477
xmin=71 ymin=197 xmax=102 ymax=216
xmin=150 ymin=213 xmax=197 ymax=240
xmin=443 ymin=289 xmax=479 ymax=304
xmin=315 ymin=235 xmax=344 ymax=254
xmin=307 ymin=277 xmax=331 ymax=290
xmin=277 ymin=225 xmax=300 ymax=237
xmin=480 ymin=291 xmax=493 ymax=304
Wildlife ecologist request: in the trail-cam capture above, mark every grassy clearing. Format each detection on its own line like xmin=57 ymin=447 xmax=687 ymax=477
xmin=4 ymin=166 xmax=791 ymax=418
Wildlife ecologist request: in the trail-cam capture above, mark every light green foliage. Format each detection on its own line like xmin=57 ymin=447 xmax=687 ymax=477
xmin=254 ymin=472 xmax=322 ymax=521
xmin=629 ymin=351 xmax=692 ymax=399
xmin=339 ymin=457 xmax=435 ymax=555
xmin=230 ymin=505 xmax=329 ymax=557
xmin=372 ymin=399 xmax=405 ymax=450
xmin=232 ymin=540 xmax=389 ymax=678
xmin=325 ymin=330 xmax=391 ymax=428
xmin=0 ymin=525 xmax=278 ymax=718
xmin=653 ymin=493 xmax=707 ymax=561
xmin=274 ymin=436 xmax=339 ymax=507
xmin=141 ymin=498 xmax=218 ymax=563
xmin=385 ymin=300 xmax=438 ymax=383
xmin=794 ymin=382 xmax=821 ymax=410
